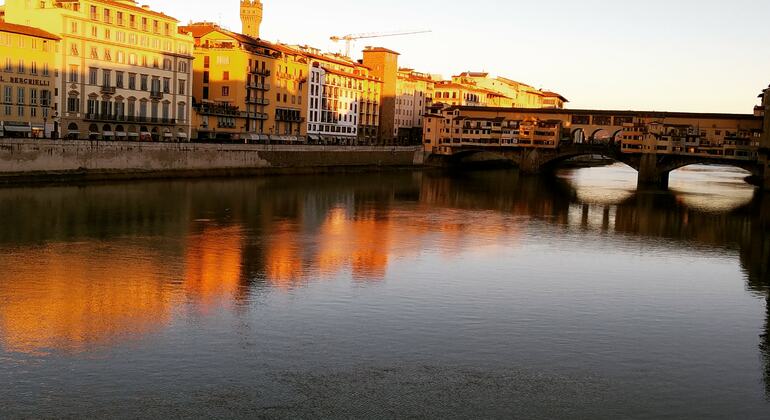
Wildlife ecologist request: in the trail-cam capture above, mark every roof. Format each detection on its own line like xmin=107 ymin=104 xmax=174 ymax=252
xmin=541 ymin=91 xmax=569 ymax=102
xmin=362 ymin=46 xmax=400 ymax=55
xmin=443 ymin=105 xmax=763 ymax=121
xmin=58 ymin=0 xmax=179 ymax=22
xmin=0 ymin=21 xmax=60 ymax=41
xmin=456 ymin=72 xmax=489 ymax=78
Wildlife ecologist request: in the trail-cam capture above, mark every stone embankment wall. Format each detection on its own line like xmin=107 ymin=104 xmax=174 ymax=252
xmin=0 ymin=139 xmax=425 ymax=183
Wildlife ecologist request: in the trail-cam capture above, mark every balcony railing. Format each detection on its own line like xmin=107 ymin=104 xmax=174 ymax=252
xmin=150 ymin=91 xmax=164 ymax=100
xmin=85 ymin=114 xmax=176 ymax=124
xmin=100 ymin=86 xmax=116 ymax=94
xmin=250 ymin=68 xmax=271 ymax=76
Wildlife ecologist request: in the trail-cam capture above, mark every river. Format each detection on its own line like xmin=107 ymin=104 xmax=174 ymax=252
xmin=0 ymin=164 xmax=768 ymax=419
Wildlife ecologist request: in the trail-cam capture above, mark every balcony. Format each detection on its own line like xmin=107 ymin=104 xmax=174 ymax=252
xmin=250 ymin=67 xmax=271 ymax=76
xmin=150 ymin=91 xmax=164 ymax=100
xmin=246 ymin=97 xmax=270 ymax=105
xmin=100 ymin=86 xmax=116 ymax=95
xmin=254 ymin=83 xmax=271 ymax=91
xmin=276 ymin=115 xmax=304 ymax=123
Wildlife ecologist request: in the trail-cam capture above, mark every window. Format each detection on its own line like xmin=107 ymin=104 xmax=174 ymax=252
xmin=202 ymin=71 xmax=209 ymax=83
xmin=116 ymin=72 xmax=124 ymax=88
xmin=140 ymin=74 xmax=148 ymax=91
xmin=178 ymin=80 xmax=186 ymax=95
xmin=90 ymin=5 xmax=98 ymax=20
xmin=203 ymin=56 xmax=210 ymax=69
xmin=202 ymin=87 xmax=209 ymax=100
xmin=89 ymin=68 xmax=98 ymax=85
xmin=67 ymin=96 xmax=80 ymax=113
xmin=221 ymin=86 xmax=229 ymax=97
xmin=163 ymin=78 xmax=170 ymax=94
xmin=102 ymin=69 xmax=111 ymax=87
xmin=69 ymin=65 xmax=79 ymax=83
xmin=117 ymin=12 xmax=124 ymax=26
xmin=70 ymin=21 xmax=78 ymax=34
xmin=223 ymin=71 xmax=229 ymax=81
xmin=177 ymin=103 xmax=186 ymax=122
xmin=17 ymin=60 xmax=24 ymax=74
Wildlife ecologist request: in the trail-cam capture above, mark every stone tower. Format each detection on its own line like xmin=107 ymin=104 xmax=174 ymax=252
xmin=240 ymin=0 xmax=263 ymax=39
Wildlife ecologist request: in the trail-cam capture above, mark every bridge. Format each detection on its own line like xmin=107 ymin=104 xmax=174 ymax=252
xmin=423 ymin=106 xmax=770 ymax=189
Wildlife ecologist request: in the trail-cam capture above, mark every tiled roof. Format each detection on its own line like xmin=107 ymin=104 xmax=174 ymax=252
xmin=58 ymin=0 xmax=179 ymax=22
xmin=0 ymin=21 xmax=60 ymax=40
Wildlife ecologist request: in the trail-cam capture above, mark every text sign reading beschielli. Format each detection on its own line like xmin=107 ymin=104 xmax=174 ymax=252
xmin=0 ymin=76 xmax=51 ymax=86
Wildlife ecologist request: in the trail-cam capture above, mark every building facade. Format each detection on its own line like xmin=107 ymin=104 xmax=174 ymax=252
xmin=3 ymin=0 xmax=195 ymax=141
xmin=394 ymin=69 xmax=435 ymax=144
xmin=362 ymin=47 xmax=398 ymax=145
xmin=423 ymin=105 xmax=763 ymax=159
xmin=0 ymin=22 xmax=59 ymax=138
xmin=296 ymin=46 xmax=381 ymax=145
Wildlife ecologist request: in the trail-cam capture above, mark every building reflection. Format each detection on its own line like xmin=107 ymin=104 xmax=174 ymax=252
xmin=184 ymin=224 xmax=246 ymax=310
xmin=0 ymin=169 xmax=767 ymax=392
xmin=0 ymin=241 xmax=177 ymax=355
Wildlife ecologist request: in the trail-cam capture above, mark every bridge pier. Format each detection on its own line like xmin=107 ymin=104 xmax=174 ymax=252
xmin=637 ymin=154 xmax=669 ymax=189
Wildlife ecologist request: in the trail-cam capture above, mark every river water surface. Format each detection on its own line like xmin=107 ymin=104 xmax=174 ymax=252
xmin=1 ymin=165 xmax=769 ymax=419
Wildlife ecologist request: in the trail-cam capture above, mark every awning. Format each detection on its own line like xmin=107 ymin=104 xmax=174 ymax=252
xmin=5 ymin=126 xmax=32 ymax=132
xmin=308 ymin=135 xmax=320 ymax=141
xmin=103 ymin=131 xmax=115 ymax=136
xmin=115 ymin=132 xmax=127 ymax=137
xmin=163 ymin=132 xmax=173 ymax=138
xmin=177 ymin=132 xmax=188 ymax=138
xmin=258 ymin=134 xmax=269 ymax=141
xmin=128 ymin=132 xmax=140 ymax=137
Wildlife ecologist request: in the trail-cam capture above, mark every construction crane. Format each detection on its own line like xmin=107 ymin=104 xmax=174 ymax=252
xmin=330 ymin=30 xmax=431 ymax=57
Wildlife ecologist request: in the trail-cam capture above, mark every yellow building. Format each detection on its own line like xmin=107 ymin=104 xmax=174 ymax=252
xmin=240 ymin=0 xmax=263 ymax=40
xmin=182 ymin=22 xmax=307 ymax=142
xmin=362 ymin=47 xmax=398 ymax=144
xmin=451 ymin=72 xmax=568 ymax=109
xmin=0 ymin=22 xmax=59 ymax=138
xmin=3 ymin=0 xmax=194 ymax=141
xmin=433 ymin=81 xmax=487 ymax=107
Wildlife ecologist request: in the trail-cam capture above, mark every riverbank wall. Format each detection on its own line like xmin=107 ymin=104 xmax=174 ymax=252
xmin=0 ymin=139 xmax=425 ymax=184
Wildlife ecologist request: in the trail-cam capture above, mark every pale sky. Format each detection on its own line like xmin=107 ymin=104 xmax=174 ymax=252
xmin=6 ymin=0 xmax=770 ymax=113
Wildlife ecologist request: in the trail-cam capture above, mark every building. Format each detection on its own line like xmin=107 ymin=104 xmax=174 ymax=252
xmin=450 ymin=72 xmax=568 ymax=109
xmin=182 ymin=22 xmax=306 ymax=142
xmin=433 ymin=81 xmax=487 ymax=107
xmin=294 ymin=45 xmax=382 ymax=145
xmin=394 ymin=68 xmax=436 ymax=144
xmin=240 ymin=0 xmax=263 ymax=39
xmin=2 ymin=0 xmax=194 ymax=141
xmin=423 ymin=105 xmax=762 ymax=159
xmin=0 ymin=22 xmax=59 ymax=138
xmin=362 ymin=47 xmax=399 ymax=145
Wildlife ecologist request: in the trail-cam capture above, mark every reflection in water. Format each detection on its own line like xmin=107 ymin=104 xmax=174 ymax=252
xmin=184 ymin=225 xmax=246 ymax=310
xmin=0 ymin=168 xmax=768 ymax=412
xmin=0 ymin=241 xmax=176 ymax=354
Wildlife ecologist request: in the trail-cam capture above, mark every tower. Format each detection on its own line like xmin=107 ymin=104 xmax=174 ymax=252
xmin=240 ymin=0 xmax=263 ymax=39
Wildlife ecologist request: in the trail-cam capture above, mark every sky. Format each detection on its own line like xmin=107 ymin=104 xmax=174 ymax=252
xmin=5 ymin=0 xmax=770 ymax=113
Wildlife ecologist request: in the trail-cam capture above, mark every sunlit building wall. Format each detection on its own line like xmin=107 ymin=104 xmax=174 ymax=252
xmin=3 ymin=0 xmax=194 ymax=141
xmin=296 ymin=45 xmax=381 ymax=145
xmin=362 ymin=47 xmax=399 ymax=145
xmin=395 ymin=68 xmax=435 ymax=144
xmin=0 ymin=22 xmax=59 ymax=138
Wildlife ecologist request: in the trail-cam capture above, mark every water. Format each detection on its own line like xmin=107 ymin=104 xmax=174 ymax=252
xmin=0 ymin=164 xmax=768 ymax=419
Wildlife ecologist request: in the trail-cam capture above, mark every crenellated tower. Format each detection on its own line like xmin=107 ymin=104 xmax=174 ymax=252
xmin=240 ymin=0 xmax=263 ymax=39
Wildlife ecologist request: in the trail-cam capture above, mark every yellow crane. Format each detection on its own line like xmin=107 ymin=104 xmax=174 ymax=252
xmin=330 ymin=30 xmax=432 ymax=57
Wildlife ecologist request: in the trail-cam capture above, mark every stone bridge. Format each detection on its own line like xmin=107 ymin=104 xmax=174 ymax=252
xmin=442 ymin=143 xmax=769 ymax=189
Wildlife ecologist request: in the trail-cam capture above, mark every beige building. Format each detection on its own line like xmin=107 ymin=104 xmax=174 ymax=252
xmin=395 ymin=68 xmax=436 ymax=144
xmin=295 ymin=45 xmax=382 ymax=145
xmin=3 ymin=0 xmax=195 ymax=141
xmin=0 ymin=22 xmax=59 ymax=138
